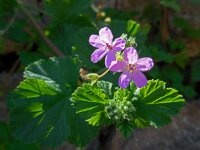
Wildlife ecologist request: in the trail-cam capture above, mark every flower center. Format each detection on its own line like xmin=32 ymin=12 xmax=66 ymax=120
xmin=106 ymin=43 xmax=113 ymax=50
xmin=128 ymin=64 xmax=136 ymax=72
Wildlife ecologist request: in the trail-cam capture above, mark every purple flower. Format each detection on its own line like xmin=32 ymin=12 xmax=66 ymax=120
xmin=89 ymin=27 xmax=126 ymax=68
xmin=109 ymin=47 xmax=154 ymax=89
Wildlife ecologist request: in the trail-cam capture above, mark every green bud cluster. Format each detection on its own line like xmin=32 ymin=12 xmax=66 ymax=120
xmin=105 ymin=97 xmax=137 ymax=122
xmin=126 ymin=36 xmax=137 ymax=47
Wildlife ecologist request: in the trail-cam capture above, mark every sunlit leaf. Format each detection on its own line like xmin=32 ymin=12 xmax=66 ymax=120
xmin=8 ymin=57 xmax=98 ymax=148
xmin=134 ymin=80 xmax=185 ymax=127
xmin=71 ymin=83 xmax=110 ymax=126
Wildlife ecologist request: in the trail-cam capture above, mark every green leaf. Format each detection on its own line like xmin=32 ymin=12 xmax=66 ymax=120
xmin=173 ymin=17 xmax=191 ymax=30
xmin=157 ymin=50 xmax=174 ymax=63
xmin=19 ymin=51 xmax=47 ymax=66
xmin=126 ymin=20 xmax=150 ymax=50
xmin=160 ymin=65 xmax=183 ymax=84
xmin=0 ymin=122 xmax=9 ymax=140
xmin=0 ymin=0 xmax=17 ymax=29
xmin=189 ymin=0 xmax=200 ymax=5
xmin=72 ymin=27 xmax=99 ymax=68
xmin=191 ymin=59 xmax=200 ymax=82
xmin=117 ymin=121 xmax=134 ymax=138
xmin=9 ymin=78 xmax=72 ymax=147
xmin=104 ymin=8 xmax=137 ymax=21
xmin=134 ymin=80 xmax=185 ymax=128
xmin=160 ymin=0 xmax=181 ymax=12
xmin=44 ymin=0 xmax=92 ymax=24
xmin=8 ymin=57 xmax=98 ymax=148
xmin=97 ymin=80 xmax=113 ymax=98
xmin=43 ymin=24 xmax=79 ymax=55
xmin=71 ymin=83 xmax=109 ymax=126
xmin=0 ymin=122 xmax=39 ymax=150
xmin=24 ymin=57 xmax=80 ymax=91
xmin=109 ymin=20 xmax=149 ymax=51
xmin=182 ymin=85 xmax=196 ymax=99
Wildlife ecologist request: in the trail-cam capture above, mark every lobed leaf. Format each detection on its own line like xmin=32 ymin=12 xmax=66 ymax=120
xmin=8 ymin=57 xmax=98 ymax=148
xmin=71 ymin=83 xmax=110 ymax=126
xmin=134 ymin=79 xmax=185 ymax=128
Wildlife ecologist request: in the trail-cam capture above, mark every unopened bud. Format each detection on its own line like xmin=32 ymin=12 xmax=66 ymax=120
xmin=114 ymin=116 xmax=119 ymax=120
xmin=124 ymin=106 xmax=128 ymax=111
xmin=126 ymin=36 xmax=137 ymax=47
xmin=126 ymin=101 xmax=132 ymax=106
xmin=84 ymin=73 xmax=99 ymax=80
xmin=104 ymin=17 xmax=111 ymax=23
xmin=114 ymin=109 xmax=118 ymax=114
xmin=132 ymin=97 xmax=138 ymax=101
xmin=100 ymin=11 xmax=106 ymax=17
xmin=120 ymin=34 xmax=127 ymax=40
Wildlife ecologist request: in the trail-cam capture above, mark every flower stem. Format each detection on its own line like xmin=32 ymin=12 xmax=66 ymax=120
xmin=98 ymin=69 xmax=110 ymax=79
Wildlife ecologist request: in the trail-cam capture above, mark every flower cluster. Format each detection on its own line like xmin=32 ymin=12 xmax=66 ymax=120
xmin=89 ymin=27 xmax=154 ymax=89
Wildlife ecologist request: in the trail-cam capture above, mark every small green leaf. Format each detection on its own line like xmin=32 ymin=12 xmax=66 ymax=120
xmin=134 ymin=80 xmax=185 ymax=128
xmin=71 ymin=83 xmax=109 ymax=126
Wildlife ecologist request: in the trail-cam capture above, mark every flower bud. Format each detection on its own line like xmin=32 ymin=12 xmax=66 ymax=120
xmin=84 ymin=73 xmax=99 ymax=80
xmin=124 ymin=106 xmax=128 ymax=111
xmin=114 ymin=116 xmax=119 ymax=120
xmin=126 ymin=36 xmax=137 ymax=47
xmin=132 ymin=97 xmax=138 ymax=101
xmin=100 ymin=11 xmax=106 ymax=17
xmin=104 ymin=17 xmax=111 ymax=23
xmin=120 ymin=34 xmax=127 ymax=40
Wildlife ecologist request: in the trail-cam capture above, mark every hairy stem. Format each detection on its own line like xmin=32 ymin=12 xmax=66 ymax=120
xmin=98 ymin=69 xmax=110 ymax=79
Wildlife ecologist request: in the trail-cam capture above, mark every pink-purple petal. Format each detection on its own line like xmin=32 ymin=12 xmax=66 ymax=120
xmin=118 ymin=71 xmax=132 ymax=89
xmin=112 ymin=38 xmax=126 ymax=52
xmin=91 ymin=49 xmax=107 ymax=63
xmin=136 ymin=57 xmax=154 ymax=72
xmin=105 ymin=51 xmax=116 ymax=68
xmin=89 ymin=35 xmax=105 ymax=49
xmin=99 ymin=27 xmax=113 ymax=44
xmin=132 ymin=70 xmax=147 ymax=88
xmin=124 ymin=47 xmax=138 ymax=64
xmin=109 ymin=61 xmax=127 ymax=72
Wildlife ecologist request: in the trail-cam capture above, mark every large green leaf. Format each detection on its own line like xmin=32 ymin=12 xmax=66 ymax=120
xmin=0 ymin=121 xmax=39 ymax=150
xmin=134 ymin=80 xmax=185 ymax=128
xmin=160 ymin=0 xmax=180 ymax=12
xmin=8 ymin=57 xmax=98 ymax=148
xmin=71 ymin=83 xmax=110 ymax=126
xmin=0 ymin=0 xmax=17 ymax=29
xmin=191 ymin=59 xmax=200 ymax=82
xmin=44 ymin=0 xmax=92 ymax=24
xmin=24 ymin=57 xmax=79 ymax=91
xmin=72 ymin=27 xmax=99 ymax=68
